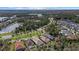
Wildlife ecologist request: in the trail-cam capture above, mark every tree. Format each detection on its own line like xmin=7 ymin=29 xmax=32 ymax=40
xmin=46 ymin=22 xmax=59 ymax=36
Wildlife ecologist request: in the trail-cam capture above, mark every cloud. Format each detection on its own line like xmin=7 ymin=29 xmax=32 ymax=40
xmin=0 ymin=0 xmax=79 ymax=7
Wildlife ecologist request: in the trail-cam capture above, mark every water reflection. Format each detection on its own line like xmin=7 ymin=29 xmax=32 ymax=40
xmin=0 ymin=23 xmax=20 ymax=34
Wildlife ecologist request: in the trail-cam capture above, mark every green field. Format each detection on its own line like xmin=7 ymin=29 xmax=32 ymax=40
xmin=0 ymin=30 xmax=43 ymax=40
xmin=12 ymin=31 xmax=43 ymax=40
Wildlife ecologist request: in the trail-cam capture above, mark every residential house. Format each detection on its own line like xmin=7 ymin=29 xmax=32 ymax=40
xmin=15 ymin=40 xmax=25 ymax=51
xmin=32 ymin=36 xmax=44 ymax=46
xmin=44 ymin=34 xmax=54 ymax=40
xmin=39 ymin=36 xmax=50 ymax=43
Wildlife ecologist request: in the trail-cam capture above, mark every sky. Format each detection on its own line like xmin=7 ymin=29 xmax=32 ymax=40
xmin=1 ymin=7 xmax=79 ymax=10
xmin=0 ymin=0 xmax=79 ymax=7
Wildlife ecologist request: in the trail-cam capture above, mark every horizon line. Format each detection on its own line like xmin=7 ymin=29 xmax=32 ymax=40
xmin=0 ymin=7 xmax=79 ymax=10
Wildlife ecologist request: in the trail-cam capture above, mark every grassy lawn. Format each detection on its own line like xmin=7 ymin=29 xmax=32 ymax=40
xmin=12 ymin=31 xmax=43 ymax=40
xmin=0 ymin=30 xmax=43 ymax=40
xmin=0 ymin=32 xmax=12 ymax=37
xmin=0 ymin=32 xmax=12 ymax=40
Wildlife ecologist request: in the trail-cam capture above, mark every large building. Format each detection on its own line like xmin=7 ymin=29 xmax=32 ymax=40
xmin=0 ymin=17 xmax=9 ymax=22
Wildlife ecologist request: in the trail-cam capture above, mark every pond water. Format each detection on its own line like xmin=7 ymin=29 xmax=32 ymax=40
xmin=0 ymin=23 xmax=20 ymax=34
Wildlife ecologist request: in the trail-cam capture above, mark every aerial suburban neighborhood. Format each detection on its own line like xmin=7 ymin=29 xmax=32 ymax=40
xmin=0 ymin=8 xmax=79 ymax=51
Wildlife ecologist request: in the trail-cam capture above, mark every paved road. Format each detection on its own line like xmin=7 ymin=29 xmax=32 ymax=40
xmin=37 ymin=17 xmax=53 ymax=33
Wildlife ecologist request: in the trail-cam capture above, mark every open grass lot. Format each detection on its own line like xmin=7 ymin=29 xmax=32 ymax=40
xmin=0 ymin=30 xmax=43 ymax=40
xmin=0 ymin=32 xmax=12 ymax=37
xmin=12 ymin=31 xmax=43 ymax=40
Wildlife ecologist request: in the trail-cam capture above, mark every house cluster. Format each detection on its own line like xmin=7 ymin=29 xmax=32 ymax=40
xmin=0 ymin=15 xmax=17 ymax=31
xmin=29 ymin=14 xmax=43 ymax=17
xmin=57 ymin=19 xmax=79 ymax=40
xmin=0 ymin=15 xmax=17 ymax=23
xmin=1 ymin=34 xmax=54 ymax=51
xmin=11 ymin=34 xmax=54 ymax=51
xmin=0 ymin=17 xmax=9 ymax=23
xmin=10 ymin=15 xmax=17 ymax=19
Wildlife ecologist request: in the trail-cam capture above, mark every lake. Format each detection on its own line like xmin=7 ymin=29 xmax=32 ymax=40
xmin=0 ymin=23 xmax=20 ymax=34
